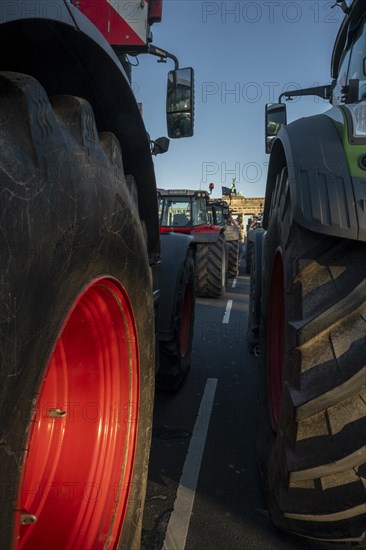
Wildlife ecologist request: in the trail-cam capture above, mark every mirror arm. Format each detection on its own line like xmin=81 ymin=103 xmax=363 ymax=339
xmin=148 ymin=44 xmax=179 ymax=70
xmin=279 ymin=84 xmax=332 ymax=103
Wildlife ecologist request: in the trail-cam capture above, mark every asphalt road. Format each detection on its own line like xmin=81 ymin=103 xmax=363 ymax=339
xmin=141 ymin=257 xmax=356 ymax=550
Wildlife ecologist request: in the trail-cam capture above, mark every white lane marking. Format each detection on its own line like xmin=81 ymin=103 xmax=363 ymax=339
xmin=222 ymin=299 xmax=233 ymax=324
xmin=162 ymin=378 xmax=218 ymax=550
xmin=232 ymin=278 xmax=237 ymax=288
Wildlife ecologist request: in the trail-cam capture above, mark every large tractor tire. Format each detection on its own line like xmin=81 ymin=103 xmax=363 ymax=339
xmin=0 ymin=72 xmax=155 ymax=550
xmin=195 ymin=233 xmax=227 ymax=298
xmin=156 ymin=249 xmax=195 ymax=391
xmin=257 ymin=167 xmax=366 ymax=542
xmin=227 ymin=239 xmax=240 ymax=278
xmin=245 ymin=238 xmax=253 ymax=274
xmin=246 ymin=230 xmax=264 ymax=356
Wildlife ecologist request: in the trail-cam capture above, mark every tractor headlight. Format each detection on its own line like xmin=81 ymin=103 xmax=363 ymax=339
xmin=344 ymin=101 xmax=366 ymax=138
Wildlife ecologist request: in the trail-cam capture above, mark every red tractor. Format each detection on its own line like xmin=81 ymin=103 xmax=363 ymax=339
xmin=158 ymin=189 xmax=229 ymax=297
xmin=0 ymin=1 xmax=195 ymax=548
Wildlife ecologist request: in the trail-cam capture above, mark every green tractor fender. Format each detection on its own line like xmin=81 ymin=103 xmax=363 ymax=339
xmin=264 ymin=113 xmax=364 ymax=241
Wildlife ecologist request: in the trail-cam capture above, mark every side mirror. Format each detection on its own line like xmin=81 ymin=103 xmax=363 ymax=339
xmin=151 ymin=136 xmax=170 ymax=156
xmin=265 ymin=103 xmax=287 ymax=154
xmin=166 ymin=67 xmax=194 ymax=139
xmin=222 ymin=205 xmax=230 ymax=218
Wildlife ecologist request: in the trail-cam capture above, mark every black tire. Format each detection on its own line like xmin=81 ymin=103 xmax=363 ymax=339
xmin=195 ymin=233 xmax=227 ymax=298
xmin=245 ymin=238 xmax=253 ymax=274
xmin=0 ymin=73 xmax=155 ymax=550
xmin=156 ymin=249 xmax=195 ymax=391
xmin=246 ymin=230 xmax=264 ymax=356
xmin=257 ymin=167 xmax=366 ymax=542
xmin=227 ymin=239 xmax=240 ymax=278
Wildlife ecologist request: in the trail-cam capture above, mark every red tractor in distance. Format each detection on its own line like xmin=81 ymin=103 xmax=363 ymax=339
xmin=158 ymin=189 xmax=229 ymax=297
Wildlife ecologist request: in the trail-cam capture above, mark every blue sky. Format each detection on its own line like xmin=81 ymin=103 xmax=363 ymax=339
xmin=132 ymin=0 xmax=344 ymax=198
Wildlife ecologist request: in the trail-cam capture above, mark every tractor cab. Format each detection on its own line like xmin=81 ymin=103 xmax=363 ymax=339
xmin=158 ymin=190 xmax=214 ymax=233
xmin=209 ymin=200 xmax=231 ymax=227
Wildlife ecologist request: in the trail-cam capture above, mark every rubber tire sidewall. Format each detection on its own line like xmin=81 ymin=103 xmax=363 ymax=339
xmin=0 ymin=76 xmax=155 ymax=550
xmin=228 ymin=240 xmax=239 ymax=278
xmin=246 ymin=231 xmax=264 ymax=354
xmin=157 ymin=249 xmax=195 ymax=391
xmin=257 ymin=171 xmax=366 ymax=541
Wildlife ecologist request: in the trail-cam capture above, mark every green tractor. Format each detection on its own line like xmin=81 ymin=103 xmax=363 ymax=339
xmin=250 ymin=0 xmax=366 ymax=542
xmin=209 ymin=199 xmax=242 ymax=277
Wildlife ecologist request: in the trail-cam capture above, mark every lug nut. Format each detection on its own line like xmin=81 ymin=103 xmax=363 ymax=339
xmin=47 ymin=408 xmax=67 ymax=418
xmin=20 ymin=514 xmax=37 ymax=525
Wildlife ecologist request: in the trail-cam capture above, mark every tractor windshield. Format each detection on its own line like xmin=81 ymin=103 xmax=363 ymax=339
xmin=192 ymin=197 xmax=208 ymax=225
xmin=159 ymin=195 xmax=208 ymax=227
xmin=215 ymin=206 xmax=224 ymax=225
xmin=159 ymin=197 xmax=191 ymax=227
xmin=347 ymin=16 xmax=366 ymax=101
xmin=333 ymin=15 xmax=366 ymax=103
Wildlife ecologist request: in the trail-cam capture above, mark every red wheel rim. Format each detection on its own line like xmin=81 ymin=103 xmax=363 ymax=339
xmin=180 ymin=283 xmax=193 ymax=357
xmin=267 ymin=251 xmax=285 ymax=432
xmin=15 ymin=278 xmax=139 ymax=550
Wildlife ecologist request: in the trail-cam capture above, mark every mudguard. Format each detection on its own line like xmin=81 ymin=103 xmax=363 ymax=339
xmin=191 ymin=227 xmax=224 ymax=244
xmin=222 ymin=225 xmax=240 ymax=242
xmin=0 ymin=0 xmax=160 ymax=256
xmin=158 ymin=232 xmax=193 ymax=341
xmin=264 ymin=114 xmax=361 ymax=241
xmin=247 ymin=227 xmax=265 ymax=244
